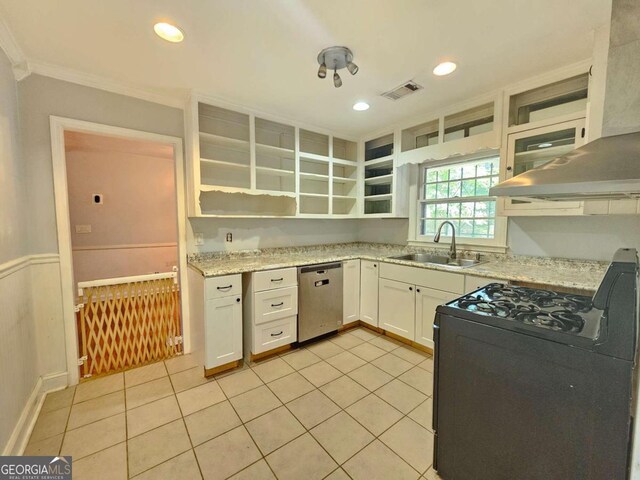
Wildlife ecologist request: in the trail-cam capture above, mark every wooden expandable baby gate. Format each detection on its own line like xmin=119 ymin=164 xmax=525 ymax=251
xmin=76 ymin=271 xmax=182 ymax=378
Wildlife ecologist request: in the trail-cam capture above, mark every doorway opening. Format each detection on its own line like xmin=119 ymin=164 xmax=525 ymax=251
xmin=62 ymin=129 xmax=182 ymax=380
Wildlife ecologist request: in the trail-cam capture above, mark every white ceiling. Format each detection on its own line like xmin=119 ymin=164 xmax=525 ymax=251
xmin=0 ymin=0 xmax=611 ymax=137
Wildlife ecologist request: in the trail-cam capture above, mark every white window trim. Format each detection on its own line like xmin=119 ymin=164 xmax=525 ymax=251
xmin=407 ymin=153 xmax=508 ymax=253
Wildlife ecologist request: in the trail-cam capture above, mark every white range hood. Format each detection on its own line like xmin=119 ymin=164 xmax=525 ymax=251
xmin=490 ymin=131 xmax=640 ymax=200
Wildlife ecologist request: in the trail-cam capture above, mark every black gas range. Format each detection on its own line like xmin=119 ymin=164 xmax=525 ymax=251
xmin=433 ymin=248 xmax=639 ymax=480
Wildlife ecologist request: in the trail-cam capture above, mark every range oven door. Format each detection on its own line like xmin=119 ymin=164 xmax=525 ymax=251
xmin=433 ymin=312 xmax=633 ymax=480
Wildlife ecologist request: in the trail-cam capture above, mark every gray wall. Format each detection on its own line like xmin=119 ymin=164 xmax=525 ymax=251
xmin=18 ymin=74 xmax=185 ymax=254
xmin=189 ymin=218 xmax=359 ymax=253
xmin=508 ymin=216 xmax=640 ymax=260
xmin=356 ymin=216 xmax=640 ymax=261
xmin=0 ymin=51 xmax=28 ymax=263
xmin=0 ymin=49 xmax=39 ymax=453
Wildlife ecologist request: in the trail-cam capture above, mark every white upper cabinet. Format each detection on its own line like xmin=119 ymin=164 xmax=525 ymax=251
xmin=362 ymin=132 xmax=409 ymax=218
xmin=397 ymin=97 xmax=502 ymax=167
xmin=499 ymin=118 xmax=587 ymax=216
xmin=186 ymin=94 xmax=358 ymax=218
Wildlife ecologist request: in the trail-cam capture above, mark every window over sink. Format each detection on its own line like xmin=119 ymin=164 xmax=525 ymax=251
xmin=413 ymin=155 xmax=507 ymax=249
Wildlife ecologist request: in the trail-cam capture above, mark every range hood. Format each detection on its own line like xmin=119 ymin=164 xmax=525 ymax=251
xmin=490 ymin=132 xmax=640 ymax=200
xmin=490 ymin=0 xmax=640 ymax=201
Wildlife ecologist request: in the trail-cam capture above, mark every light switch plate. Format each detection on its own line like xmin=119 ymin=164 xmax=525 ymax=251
xmin=194 ymin=232 xmax=204 ymax=246
xmin=75 ymin=224 xmax=92 ymax=234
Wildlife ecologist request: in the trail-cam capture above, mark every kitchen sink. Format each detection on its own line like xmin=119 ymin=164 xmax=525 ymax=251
xmin=388 ymin=253 xmax=484 ymax=268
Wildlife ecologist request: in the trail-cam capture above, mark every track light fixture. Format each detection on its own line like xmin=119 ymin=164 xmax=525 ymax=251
xmin=317 ymin=61 xmax=327 ymax=79
xmin=316 ymin=46 xmax=358 ymax=88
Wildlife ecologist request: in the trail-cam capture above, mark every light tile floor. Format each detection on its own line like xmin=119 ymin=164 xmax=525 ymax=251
xmin=24 ymin=327 xmax=442 ymax=480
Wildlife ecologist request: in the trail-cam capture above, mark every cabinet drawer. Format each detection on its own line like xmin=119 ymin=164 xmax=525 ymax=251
xmin=380 ymin=262 xmax=464 ymax=294
xmin=254 ymin=316 xmax=297 ymax=354
xmin=253 ymin=268 xmax=297 ymax=292
xmin=206 ymin=274 xmax=242 ymax=300
xmin=254 ymin=286 xmax=298 ymax=325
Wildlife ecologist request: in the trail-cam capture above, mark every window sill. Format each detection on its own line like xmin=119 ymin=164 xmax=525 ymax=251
xmin=407 ymin=239 xmax=508 ymax=254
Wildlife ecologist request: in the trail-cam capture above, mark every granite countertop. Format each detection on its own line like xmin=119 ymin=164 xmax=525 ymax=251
xmin=188 ymin=242 xmax=608 ymax=292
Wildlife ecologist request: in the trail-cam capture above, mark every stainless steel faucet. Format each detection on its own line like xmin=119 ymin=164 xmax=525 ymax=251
xmin=433 ymin=221 xmax=457 ymax=259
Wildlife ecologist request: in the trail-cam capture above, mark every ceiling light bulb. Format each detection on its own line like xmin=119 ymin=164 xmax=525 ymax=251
xmin=153 ymin=22 xmax=184 ymax=43
xmin=347 ymin=61 xmax=359 ymax=75
xmin=433 ymin=61 xmax=457 ymax=76
xmin=353 ymin=102 xmax=370 ymax=111
xmin=317 ymin=62 xmax=327 ymax=79
xmin=333 ymin=70 xmax=342 ymax=88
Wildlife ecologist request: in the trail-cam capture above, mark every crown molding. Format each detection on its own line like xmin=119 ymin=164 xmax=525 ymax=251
xmin=0 ymin=16 xmax=29 ymax=80
xmin=28 ymin=60 xmax=188 ymax=109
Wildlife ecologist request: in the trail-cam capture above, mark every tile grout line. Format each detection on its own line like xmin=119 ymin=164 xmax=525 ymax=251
xmin=29 ymin=329 xmax=432 ymax=477
xmin=216 ymin=373 xmax=281 ymax=480
xmin=165 ymin=360 xmax=206 ymax=480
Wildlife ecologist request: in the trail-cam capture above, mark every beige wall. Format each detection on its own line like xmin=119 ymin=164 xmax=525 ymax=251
xmin=66 ymin=147 xmax=177 ymax=282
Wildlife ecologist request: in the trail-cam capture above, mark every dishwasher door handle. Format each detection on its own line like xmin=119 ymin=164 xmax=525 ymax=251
xmin=314 ymin=279 xmax=330 ymax=287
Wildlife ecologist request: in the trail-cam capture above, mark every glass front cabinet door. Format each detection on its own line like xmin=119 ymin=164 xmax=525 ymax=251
xmin=499 ymin=118 xmax=586 ymax=215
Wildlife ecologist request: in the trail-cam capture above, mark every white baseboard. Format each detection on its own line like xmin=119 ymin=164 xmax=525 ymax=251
xmin=2 ymin=371 xmax=69 ymax=456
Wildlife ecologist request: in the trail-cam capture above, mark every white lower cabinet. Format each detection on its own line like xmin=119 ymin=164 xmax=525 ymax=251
xmin=415 ymin=287 xmax=458 ymax=349
xmin=205 ymin=294 xmax=243 ymax=367
xmin=360 ymin=260 xmax=379 ymax=327
xmin=244 ymin=267 xmax=298 ymax=357
xmin=379 ymin=278 xmax=415 ymax=339
xmin=188 ymin=269 xmax=243 ymax=372
xmin=343 ymin=259 xmax=361 ymax=325
xmin=378 ymin=262 xmax=466 ymax=347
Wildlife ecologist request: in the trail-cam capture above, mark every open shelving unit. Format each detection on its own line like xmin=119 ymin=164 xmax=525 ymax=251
xmin=186 ymin=95 xmax=360 ymax=218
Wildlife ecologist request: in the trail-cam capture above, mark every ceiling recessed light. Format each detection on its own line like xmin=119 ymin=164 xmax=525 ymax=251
xmin=353 ymin=102 xmax=370 ymax=111
xmin=433 ymin=61 xmax=457 ymax=76
xmin=153 ymin=22 xmax=184 ymax=43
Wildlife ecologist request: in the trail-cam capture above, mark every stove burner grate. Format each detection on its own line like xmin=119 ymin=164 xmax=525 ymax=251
xmin=454 ymin=284 xmax=592 ymax=334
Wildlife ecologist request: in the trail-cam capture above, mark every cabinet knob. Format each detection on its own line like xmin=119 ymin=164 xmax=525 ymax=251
xmin=506 ymin=166 xmax=512 ymax=171
xmin=417 ymin=288 xmax=421 ymax=293
xmin=236 ymin=298 xmax=241 ymax=303
xmin=373 ymin=264 xmax=377 ymax=268
xmin=409 ymin=286 xmax=413 ymax=291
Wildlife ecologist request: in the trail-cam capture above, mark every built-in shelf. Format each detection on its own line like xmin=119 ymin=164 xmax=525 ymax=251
xmin=200 ymin=158 xmax=250 ymax=169
xmin=255 ymin=166 xmax=295 ymax=177
xmin=255 ymin=143 xmax=295 ymax=159
xmin=299 ymin=172 xmax=329 ymax=181
xmin=189 ymin=95 xmax=364 ymax=218
xmin=199 ymin=132 xmax=250 ymax=150
xmin=333 ymin=195 xmax=357 ymax=200
xmin=333 ymin=177 xmax=357 ymax=184
xmin=364 ymin=193 xmax=393 ymax=201
xmin=364 ymin=174 xmax=393 ymax=185
xmin=364 ymin=155 xmax=394 ymax=167
xmin=299 ymin=193 xmax=328 ymax=198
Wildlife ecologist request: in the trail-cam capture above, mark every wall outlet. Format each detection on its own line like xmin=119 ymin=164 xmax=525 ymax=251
xmin=194 ymin=232 xmax=204 ymax=246
xmin=226 ymin=232 xmax=233 ymax=242
xmin=75 ymin=224 xmax=92 ymax=234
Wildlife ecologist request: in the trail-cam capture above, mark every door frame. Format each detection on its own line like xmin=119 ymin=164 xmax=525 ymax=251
xmin=50 ymin=116 xmax=190 ymax=386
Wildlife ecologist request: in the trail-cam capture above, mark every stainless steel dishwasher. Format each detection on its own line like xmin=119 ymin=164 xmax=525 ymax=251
xmin=297 ymin=262 xmax=343 ymax=342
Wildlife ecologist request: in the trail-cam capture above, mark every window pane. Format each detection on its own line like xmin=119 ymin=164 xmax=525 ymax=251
xmin=420 ymin=156 xmax=499 ymax=240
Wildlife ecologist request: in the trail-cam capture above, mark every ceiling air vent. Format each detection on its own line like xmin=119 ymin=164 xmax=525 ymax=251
xmin=381 ymin=81 xmax=423 ymax=101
